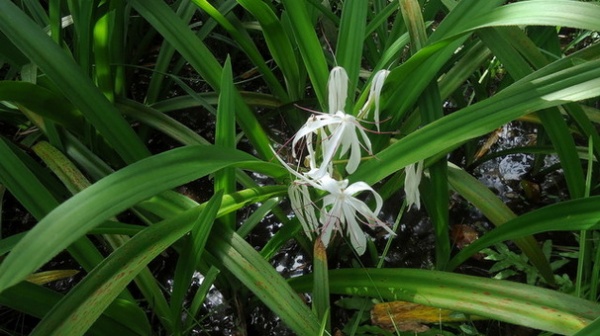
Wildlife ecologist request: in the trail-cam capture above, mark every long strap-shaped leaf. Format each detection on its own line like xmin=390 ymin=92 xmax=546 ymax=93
xmin=128 ymin=0 xmax=273 ymax=160
xmin=208 ymin=224 xmax=320 ymax=336
xmin=382 ymin=0 xmax=600 ymax=135
xmin=352 ymin=53 xmax=600 ymax=185
xmin=447 ymin=164 xmax=554 ymax=281
xmin=0 ymin=145 xmax=283 ymax=293
xmin=335 ymin=0 xmax=367 ymax=98
xmin=574 ymin=316 xmax=600 ymax=336
xmin=236 ymin=0 xmax=301 ymax=100
xmin=0 ymin=281 xmax=144 ymax=336
xmin=280 ymin=0 xmax=329 ymax=108
xmin=449 ymin=195 xmax=600 ymax=270
xmin=29 ymin=192 xmax=220 ymax=336
xmin=289 ymin=268 xmax=600 ymax=335
xmin=0 ymin=1 xmax=149 ymax=163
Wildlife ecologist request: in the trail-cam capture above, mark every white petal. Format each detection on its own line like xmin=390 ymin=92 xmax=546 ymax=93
xmin=299 ymin=184 xmax=319 ymax=232
xmin=359 ymin=70 xmax=390 ymax=132
xmin=342 ymin=204 xmax=367 ymax=255
xmin=319 ymin=213 xmax=335 ymax=247
xmin=344 ymin=181 xmax=374 ymax=195
xmin=292 ymin=114 xmax=340 ymax=158
xmin=288 ymin=184 xmax=313 ymax=237
xmin=318 ymin=175 xmax=348 ymax=196
xmin=328 ymin=67 xmax=349 ymax=114
xmin=271 ymin=147 xmax=323 ymax=190
xmin=320 ymin=200 xmax=343 ymax=247
xmin=346 ymin=130 xmax=362 ymax=174
xmin=371 ymin=70 xmax=390 ymax=132
xmin=315 ymin=124 xmax=346 ymax=178
xmin=404 ymin=160 xmax=424 ymax=210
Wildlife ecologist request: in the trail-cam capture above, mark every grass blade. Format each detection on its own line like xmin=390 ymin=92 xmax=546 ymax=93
xmin=215 ymin=57 xmax=237 ymax=229
xmin=290 ymin=268 xmax=599 ymax=335
xmin=31 ymin=199 xmax=218 ymax=336
xmin=0 ymin=145 xmax=283 ymax=293
xmin=449 ymin=196 xmax=600 ymax=270
xmin=335 ymin=0 xmax=367 ymax=96
xmin=208 ymin=224 xmax=320 ymax=336
xmin=280 ymin=0 xmax=329 ymax=108
xmin=447 ymin=163 xmax=554 ymax=284
xmin=170 ymin=191 xmax=223 ymax=334
xmin=0 ymin=1 xmax=149 ymax=163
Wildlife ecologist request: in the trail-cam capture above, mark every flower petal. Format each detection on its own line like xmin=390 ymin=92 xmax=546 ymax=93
xmin=405 ymin=160 xmax=424 ymax=210
xmin=328 ymin=67 xmax=349 ymax=114
xmin=342 ymin=204 xmax=367 ymax=255
xmin=289 ymin=184 xmax=315 ymax=237
xmin=359 ymin=69 xmax=390 ymax=132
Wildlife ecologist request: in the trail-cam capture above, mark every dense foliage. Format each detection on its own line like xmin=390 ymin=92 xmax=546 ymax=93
xmin=1 ymin=0 xmax=600 ymax=335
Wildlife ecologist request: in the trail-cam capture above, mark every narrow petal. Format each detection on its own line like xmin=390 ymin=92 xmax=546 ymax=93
xmin=315 ymin=124 xmax=346 ymax=178
xmin=288 ymin=184 xmax=313 ymax=237
xmin=355 ymin=125 xmax=373 ymax=154
xmin=346 ymin=129 xmax=362 ymax=174
xmin=292 ymin=114 xmax=340 ymax=158
xmin=299 ymin=184 xmax=319 ymax=233
xmin=318 ymin=175 xmax=348 ymax=196
xmin=344 ymin=181 xmax=374 ymax=195
xmin=404 ymin=160 xmax=424 ymax=210
xmin=270 ymin=147 xmax=322 ymax=190
xmin=328 ymin=67 xmax=349 ymax=114
xmin=320 ymin=207 xmax=338 ymax=247
xmin=370 ymin=70 xmax=390 ymax=132
xmin=342 ymin=204 xmax=367 ymax=255
xmin=320 ymin=200 xmax=343 ymax=247
xmin=359 ymin=69 xmax=390 ymax=131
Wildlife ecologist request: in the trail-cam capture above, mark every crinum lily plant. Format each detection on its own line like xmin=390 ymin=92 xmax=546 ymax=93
xmin=275 ymin=67 xmax=422 ymax=255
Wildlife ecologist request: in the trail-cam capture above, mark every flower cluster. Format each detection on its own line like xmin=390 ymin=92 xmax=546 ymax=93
xmin=274 ymin=66 xmax=410 ymax=255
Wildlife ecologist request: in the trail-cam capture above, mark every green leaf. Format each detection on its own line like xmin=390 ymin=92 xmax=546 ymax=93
xmin=574 ymin=316 xmax=600 ymax=336
xmin=335 ymin=0 xmax=367 ymax=97
xmin=447 ymin=164 xmax=554 ymax=284
xmin=236 ymin=0 xmax=301 ymax=99
xmin=280 ymin=0 xmax=329 ymax=108
xmin=31 ymin=194 xmax=222 ymax=336
xmin=215 ymin=57 xmax=237 ymax=229
xmin=208 ymin=224 xmax=320 ymax=336
xmin=129 ymin=0 xmax=273 ymax=160
xmin=352 ymin=54 xmax=600 ymax=185
xmin=0 ymin=81 xmax=83 ymax=130
xmin=0 ymin=1 xmax=149 ymax=163
xmin=448 ymin=196 xmax=600 ymax=270
xmin=312 ymin=239 xmax=330 ymax=332
xmin=170 ymin=191 xmax=222 ymax=333
xmin=290 ymin=268 xmax=600 ymax=335
xmin=0 ymin=282 xmax=144 ymax=336
xmin=0 ymin=137 xmax=109 ymax=273
xmin=0 ymin=145 xmax=283 ymax=293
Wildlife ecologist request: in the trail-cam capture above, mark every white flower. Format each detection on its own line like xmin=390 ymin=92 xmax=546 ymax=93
xmin=318 ymin=175 xmax=395 ymax=255
xmin=404 ymin=160 xmax=424 ymax=210
xmin=273 ymin=66 xmax=395 ymax=255
xmin=272 ymin=148 xmax=394 ymax=255
xmin=292 ymin=111 xmax=372 ymax=178
xmin=292 ymin=66 xmax=379 ymax=177
xmin=359 ymin=70 xmax=390 ymax=132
